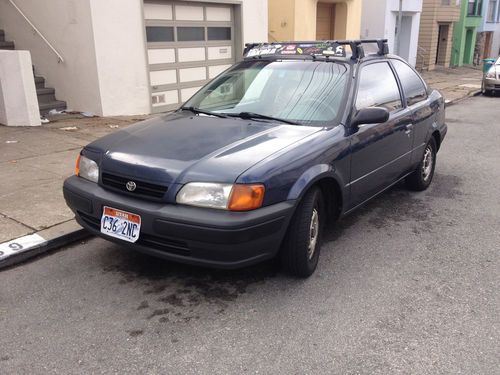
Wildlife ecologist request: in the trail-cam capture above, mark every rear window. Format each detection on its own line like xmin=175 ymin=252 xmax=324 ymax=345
xmin=391 ymin=60 xmax=427 ymax=106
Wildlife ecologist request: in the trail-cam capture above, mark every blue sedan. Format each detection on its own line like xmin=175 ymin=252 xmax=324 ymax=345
xmin=63 ymin=40 xmax=446 ymax=277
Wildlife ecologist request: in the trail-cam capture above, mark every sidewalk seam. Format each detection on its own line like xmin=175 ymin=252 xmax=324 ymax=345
xmin=0 ymin=211 xmax=36 ymax=232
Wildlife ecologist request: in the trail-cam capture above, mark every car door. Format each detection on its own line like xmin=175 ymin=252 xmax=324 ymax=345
xmin=390 ymin=59 xmax=434 ymax=168
xmin=348 ymin=61 xmax=413 ymax=210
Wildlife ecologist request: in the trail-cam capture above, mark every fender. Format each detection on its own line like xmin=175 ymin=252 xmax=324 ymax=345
xmin=287 ymin=164 xmax=345 ymax=202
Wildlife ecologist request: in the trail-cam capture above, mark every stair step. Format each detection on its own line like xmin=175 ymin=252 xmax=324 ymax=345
xmin=0 ymin=41 xmax=15 ymax=50
xmin=39 ymin=100 xmax=67 ymax=115
xmin=37 ymin=87 xmax=56 ymax=104
xmin=34 ymin=76 xmax=45 ymax=89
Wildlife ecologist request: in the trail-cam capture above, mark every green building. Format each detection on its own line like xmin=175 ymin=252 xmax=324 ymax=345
xmin=452 ymin=0 xmax=483 ymax=66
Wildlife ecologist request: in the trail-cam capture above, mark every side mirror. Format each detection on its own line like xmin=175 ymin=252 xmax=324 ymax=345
xmin=351 ymin=107 xmax=390 ymax=128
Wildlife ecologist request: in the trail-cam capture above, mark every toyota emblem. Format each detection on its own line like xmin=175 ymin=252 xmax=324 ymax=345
xmin=126 ymin=181 xmax=137 ymax=192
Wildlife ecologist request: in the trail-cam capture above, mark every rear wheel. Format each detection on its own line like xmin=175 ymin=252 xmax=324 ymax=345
xmin=406 ymin=137 xmax=437 ymax=191
xmin=280 ymin=187 xmax=324 ymax=278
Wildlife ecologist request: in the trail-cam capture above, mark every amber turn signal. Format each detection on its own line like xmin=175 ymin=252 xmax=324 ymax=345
xmin=228 ymin=184 xmax=265 ymax=211
xmin=75 ymin=154 xmax=81 ymax=176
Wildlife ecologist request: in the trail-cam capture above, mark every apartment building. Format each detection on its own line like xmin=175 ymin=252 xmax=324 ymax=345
xmin=451 ymin=0 xmax=483 ymax=66
xmin=417 ymin=0 xmax=461 ymax=70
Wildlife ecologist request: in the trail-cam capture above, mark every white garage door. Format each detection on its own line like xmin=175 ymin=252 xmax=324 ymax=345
xmin=144 ymin=1 xmax=235 ymax=113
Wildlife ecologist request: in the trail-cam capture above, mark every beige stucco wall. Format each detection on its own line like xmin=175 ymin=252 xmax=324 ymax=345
xmin=269 ymin=0 xmax=361 ymax=41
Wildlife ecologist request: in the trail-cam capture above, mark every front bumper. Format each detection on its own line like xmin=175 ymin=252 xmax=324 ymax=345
xmin=483 ymin=77 xmax=500 ymax=91
xmin=63 ymin=176 xmax=295 ymax=269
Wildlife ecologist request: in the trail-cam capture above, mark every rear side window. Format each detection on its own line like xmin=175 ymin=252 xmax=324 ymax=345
xmin=392 ymin=60 xmax=427 ymax=106
xmin=356 ymin=62 xmax=402 ymax=112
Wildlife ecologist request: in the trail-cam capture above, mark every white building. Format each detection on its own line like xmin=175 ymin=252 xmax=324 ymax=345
xmin=0 ymin=0 xmax=268 ymax=117
xmin=361 ymin=0 xmax=423 ymax=66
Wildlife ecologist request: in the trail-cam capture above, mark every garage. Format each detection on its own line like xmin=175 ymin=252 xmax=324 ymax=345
xmin=144 ymin=1 xmax=237 ymax=113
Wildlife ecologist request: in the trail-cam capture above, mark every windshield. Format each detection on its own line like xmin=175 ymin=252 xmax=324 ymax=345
xmin=184 ymin=60 xmax=349 ymax=125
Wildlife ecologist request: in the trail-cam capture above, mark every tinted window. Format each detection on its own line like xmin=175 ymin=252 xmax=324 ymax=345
xmin=146 ymin=27 xmax=174 ymax=42
xmin=356 ymin=62 xmax=402 ymax=112
xmin=392 ymin=60 xmax=427 ymax=106
xmin=177 ymin=27 xmax=205 ymax=41
xmin=208 ymin=27 xmax=231 ymax=40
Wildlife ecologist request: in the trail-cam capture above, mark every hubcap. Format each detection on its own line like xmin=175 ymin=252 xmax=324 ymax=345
xmin=421 ymin=146 xmax=433 ymax=181
xmin=307 ymin=208 xmax=319 ymax=260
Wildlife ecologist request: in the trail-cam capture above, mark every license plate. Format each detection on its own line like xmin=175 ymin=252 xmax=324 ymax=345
xmin=101 ymin=206 xmax=141 ymax=243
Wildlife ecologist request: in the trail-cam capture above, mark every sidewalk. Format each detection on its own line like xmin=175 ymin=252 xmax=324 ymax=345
xmin=0 ymin=65 xmax=485 ymax=268
xmin=0 ymin=113 xmax=149 ymax=267
xmin=420 ymin=65 xmax=483 ymax=104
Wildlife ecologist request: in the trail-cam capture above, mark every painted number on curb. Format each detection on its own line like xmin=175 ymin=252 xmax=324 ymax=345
xmin=0 ymin=234 xmax=47 ymax=261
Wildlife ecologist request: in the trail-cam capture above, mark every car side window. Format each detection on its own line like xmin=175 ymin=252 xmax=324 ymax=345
xmin=391 ymin=60 xmax=427 ymax=106
xmin=355 ymin=62 xmax=402 ymax=112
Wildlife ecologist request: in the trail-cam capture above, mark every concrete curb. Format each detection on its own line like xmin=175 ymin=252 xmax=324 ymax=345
xmin=445 ymin=90 xmax=482 ymax=107
xmin=0 ymin=219 xmax=91 ymax=270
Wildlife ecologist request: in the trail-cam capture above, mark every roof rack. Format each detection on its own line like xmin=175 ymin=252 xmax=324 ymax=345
xmin=243 ymin=39 xmax=389 ymax=61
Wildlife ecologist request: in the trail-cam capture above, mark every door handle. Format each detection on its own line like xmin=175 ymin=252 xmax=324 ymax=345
xmin=405 ymin=124 xmax=413 ymax=135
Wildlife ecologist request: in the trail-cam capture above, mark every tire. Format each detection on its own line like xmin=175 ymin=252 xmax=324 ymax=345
xmin=484 ymin=89 xmax=493 ymax=96
xmin=406 ymin=137 xmax=437 ymax=191
xmin=280 ymin=187 xmax=324 ymax=278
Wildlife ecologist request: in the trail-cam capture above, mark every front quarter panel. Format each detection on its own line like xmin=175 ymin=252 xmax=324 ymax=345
xmin=237 ymin=125 xmax=350 ymax=207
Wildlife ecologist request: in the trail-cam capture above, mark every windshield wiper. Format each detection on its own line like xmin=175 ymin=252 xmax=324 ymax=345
xmin=180 ymin=106 xmax=228 ymax=118
xmin=226 ymin=112 xmax=299 ymax=125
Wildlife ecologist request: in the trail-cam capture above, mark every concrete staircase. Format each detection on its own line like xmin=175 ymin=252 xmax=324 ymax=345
xmin=0 ymin=29 xmax=67 ymax=115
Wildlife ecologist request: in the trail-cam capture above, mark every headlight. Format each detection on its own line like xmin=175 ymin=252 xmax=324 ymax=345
xmin=486 ymin=68 xmax=496 ymax=78
xmin=176 ymin=182 xmax=265 ymax=211
xmin=75 ymin=154 xmax=99 ymax=183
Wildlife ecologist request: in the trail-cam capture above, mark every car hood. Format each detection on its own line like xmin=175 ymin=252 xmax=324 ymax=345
xmin=86 ymin=112 xmax=321 ymax=186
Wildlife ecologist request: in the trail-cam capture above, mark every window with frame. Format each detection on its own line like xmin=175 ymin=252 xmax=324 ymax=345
xmin=391 ymin=60 xmax=427 ymax=106
xmin=355 ymin=62 xmax=402 ymax=112
xmin=487 ymin=0 xmax=496 ymax=22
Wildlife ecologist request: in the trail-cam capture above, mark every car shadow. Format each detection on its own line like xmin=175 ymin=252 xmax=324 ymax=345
xmin=95 ymin=173 xmax=462 ymax=327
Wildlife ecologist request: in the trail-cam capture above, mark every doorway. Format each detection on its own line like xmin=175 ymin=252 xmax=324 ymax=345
xmin=316 ymin=2 xmax=336 ymax=40
xmin=436 ymin=23 xmax=450 ymax=66
xmin=463 ymin=28 xmax=474 ymax=64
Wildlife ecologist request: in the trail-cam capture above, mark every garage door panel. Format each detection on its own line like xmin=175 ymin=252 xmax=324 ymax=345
xmin=150 ymin=70 xmax=177 ymax=86
xmin=144 ymin=3 xmax=173 ymax=20
xmin=147 ymin=49 xmax=176 ymax=64
xmin=178 ymin=47 xmax=206 ymax=62
xmin=152 ymin=90 xmax=179 ymax=107
xmin=208 ymin=64 xmax=232 ymax=78
xmin=206 ymin=7 xmax=231 ymax=22
xmin=179 ymin=67 xmax=207 ymax=83
xmin=175 ymin=5 xmax=204 ymax=21
xmin=207 ymin=46 xmax=232 ymax=60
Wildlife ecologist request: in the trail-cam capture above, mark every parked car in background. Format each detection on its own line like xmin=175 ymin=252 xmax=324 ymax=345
xmin=483 ymin=56 xmax=500 ymax=95
xmin=63 ymin=39 xmax=447 ymax=278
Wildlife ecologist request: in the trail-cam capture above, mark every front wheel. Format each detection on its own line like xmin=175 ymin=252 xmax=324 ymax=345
xmin=406 ymin=138 xmax=437 ymax=191
xmin=280 ymin=187 xmax=324 ymax=278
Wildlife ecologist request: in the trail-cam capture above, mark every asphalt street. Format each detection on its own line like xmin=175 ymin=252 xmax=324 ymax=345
xmin=0 ymin=96 xmax=499 ymax=374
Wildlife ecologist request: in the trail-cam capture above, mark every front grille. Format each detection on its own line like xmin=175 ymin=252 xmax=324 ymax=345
xmin=101 ymin=172 xmax=167 ymax=199
xmin=495 ymin=84 xmax=500 ymax=89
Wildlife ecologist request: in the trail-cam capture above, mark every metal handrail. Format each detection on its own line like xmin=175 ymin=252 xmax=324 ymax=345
xmin=8 ymin=0 xmax=64 ymax=63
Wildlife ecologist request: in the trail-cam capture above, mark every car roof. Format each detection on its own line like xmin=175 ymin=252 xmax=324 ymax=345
xmin=243 ymin=39 xmax=391 ymax=65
